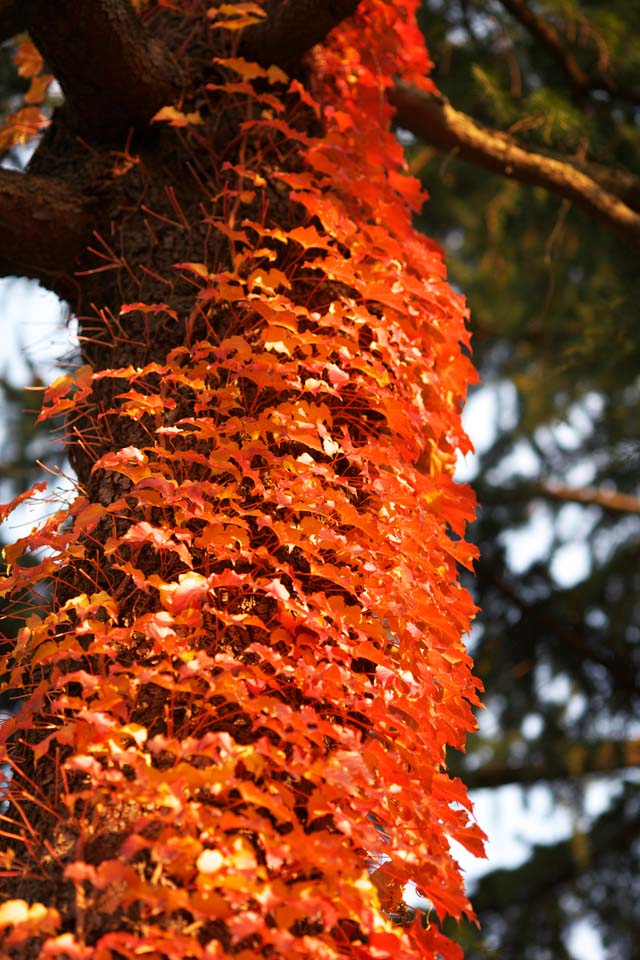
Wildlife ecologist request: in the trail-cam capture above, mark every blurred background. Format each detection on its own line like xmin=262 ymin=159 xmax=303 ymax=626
xmin=411 ymin=2 xmax=640 ymax=957
xmin=2 ymin=2 xmax=640 ymax=957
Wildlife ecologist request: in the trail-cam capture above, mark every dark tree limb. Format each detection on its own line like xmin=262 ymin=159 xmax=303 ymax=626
xmin=240 ymin=0 xmax=361 ymax=74
xmin=497 ymin=0 xmax=640 ymax=105
xmin=26 ymin=0 xmax=175 ymax=142
xmin=390 ymin=81 xmax=640 ymax=249
xmin=477 ymin=564 xmax=639 ymax=696
xmin=459 ymin=738 xmax=640 ymax=789
xmin=0 ymin=0 xmax=24 ymax=44
xmin=0 ymin=168 xmax=92 ymax=289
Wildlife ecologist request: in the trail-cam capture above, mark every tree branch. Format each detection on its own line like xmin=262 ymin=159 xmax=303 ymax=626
xmin=459 ymin=738 xmax=640 ymax=789
xmin=497 ymin=0 xmax=640 ymax=105
xmin=477 ymin=563 xmax=639 ymax=695
xmin=26 ymin=0 xmax=175 ymax=142
xmin=240 ymin=0 xmax=361 ymax=74
xmin=390 ymin=81 xmax=640 ymax=249
xmin=570 ymin=158 xmax=640 ymax=212
xmin=472 ymin=793 xmax=640 ymax=913
xmin=0 ymin=0 xmax=24 ymax=45
xmin=540 ymin=482 xmax=640 ymax=515
xmin=0 ymin=168 xmax=92 ymax=289
xmin=483 ymin=482 xmax=640 ymax=515
xmin=497 ymin=0 xmax=590 ymax=98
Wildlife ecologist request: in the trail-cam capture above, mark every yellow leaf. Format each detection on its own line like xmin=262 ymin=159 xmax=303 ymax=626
xmin=209 ymin=3 xmax=267 ymax=30
xmin=121 ymin=723 xmax=148 ymax=747
xmin=247 ymin=268 xmax=291 ymax=293
xmin=0 ymin=900 xmax=60 ymax=940
xmin=214 ymin=57 xmax=288 ymax=85
xmin=152 ymin=105 xmax=203 ymax=126
xmin=175 ymin=261 xmax=210 ymax=278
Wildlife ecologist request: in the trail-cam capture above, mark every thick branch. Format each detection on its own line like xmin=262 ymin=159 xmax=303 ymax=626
xmin=497 ymin=0 xmax=640 ymax=105
xmin=26 ymin=0 xmax=175 ymax=142
xmin=483 ymin=482 xmax=640 ymax=515
xmin=390 ymin=82 xmax=640 ymax=249
xmin=0 ymin=168 xmax=92 ymax=287
xmin=460 ymin=738 xmax=640 ymax=789
xmin=540 ymin=482 xmax=640 ymax=514
xmin=0 ymin=0 xmax=24 ymax=44
xmin=240 ymin=0 xmax=361 ymax=74
xmin=571 ymin=158 xmax=640 ymax=212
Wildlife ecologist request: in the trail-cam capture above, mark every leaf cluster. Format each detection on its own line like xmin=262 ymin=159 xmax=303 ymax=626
xmin=0 ymin=5 xmax=484 ymax=958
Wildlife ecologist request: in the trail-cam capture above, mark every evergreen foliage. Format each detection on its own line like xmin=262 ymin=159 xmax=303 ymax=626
xmin=412 ymin=1 xmax=640 ymax=956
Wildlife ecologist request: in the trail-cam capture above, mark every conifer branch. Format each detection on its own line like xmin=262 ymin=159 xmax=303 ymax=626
xmin=478 ymin=564 xmax=638 ymax=695
xmin=461 ymin=738 xmax=640 ymax=789
xmin=473 ymin=799 xmax=640 ymax=913
xmin=26 ymin=0 xmax=175 ymax=142
xmin=0 ymin=0 xmax=24 ymax=44
xmin=240 ymin=0 xmax=361 ymax=73
xmin=497 ymin=0 xmax=640 ymax=105
xmin=0 ymin=168 xmax=92 ymax=288
xmin=390 ymin=81 xmax=640 ymax=249
xmin=496 ymin=0 xmax=590 ymax=98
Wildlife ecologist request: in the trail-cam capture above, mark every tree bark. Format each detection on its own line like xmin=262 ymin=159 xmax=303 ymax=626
xmin=482 ymin=482 xmax=640 ymax=515
xmin=26 ymin=0 xmax=175 ymax=142
xmin=240 ymin=0 xmax=361 ymax=73
xmin=0 ymin=168 xmax=92 ymax=290
xmin=0 ymin=0 xmax=24 ymax=44
xmin=539 ymin=482 xmax=640 ymax=514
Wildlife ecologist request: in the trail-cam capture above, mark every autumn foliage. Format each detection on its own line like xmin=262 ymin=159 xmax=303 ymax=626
xmin=0 ymin=2 xmax=483 ymax=958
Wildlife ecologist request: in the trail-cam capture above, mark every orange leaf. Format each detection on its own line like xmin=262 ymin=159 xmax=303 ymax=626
xmin=152 ymin=106 xmax=204 ymax=126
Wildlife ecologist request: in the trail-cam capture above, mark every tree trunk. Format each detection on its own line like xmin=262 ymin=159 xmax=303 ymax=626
xmin=0 ymin=3 xmax=482 ymax=958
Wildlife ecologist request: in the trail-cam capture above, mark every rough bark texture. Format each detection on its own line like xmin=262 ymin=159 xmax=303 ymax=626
xmin=0 ymin=169 xmax=92 ymax=292
xmin=26 ymin=0 xmax=176 ymax=141
xmin=240 ymin=0 xmax=361 ymax=73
